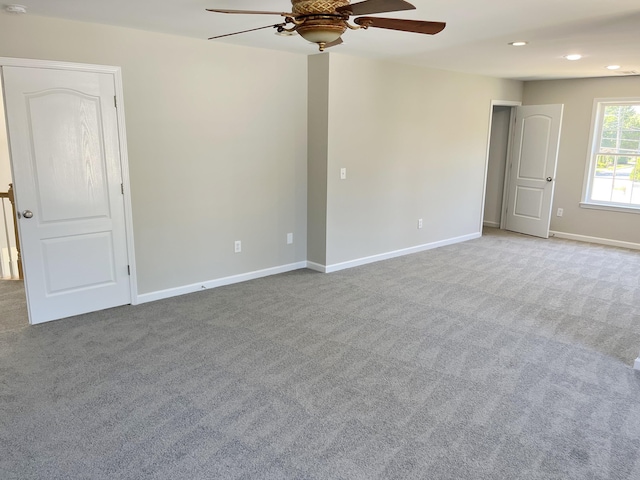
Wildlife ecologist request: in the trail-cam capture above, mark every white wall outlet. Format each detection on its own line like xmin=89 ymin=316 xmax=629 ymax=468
xmin=557 ymin=208 xmax=563 ymax=217
xmin=340 ymin=168 xmax=347 ymax=180
xmin=287 ymin=233 xmax=293 ymax=244
xmin=234 ymin=240 xmax=242 ymax=253
xmin=418 ymin=218 xmax=423 ymax=229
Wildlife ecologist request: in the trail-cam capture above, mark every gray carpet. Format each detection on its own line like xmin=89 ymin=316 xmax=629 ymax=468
xmin=1 ymin=228 xmax=640 ymax=479
xmin=0 ymin=279 xmax=28 ymax=333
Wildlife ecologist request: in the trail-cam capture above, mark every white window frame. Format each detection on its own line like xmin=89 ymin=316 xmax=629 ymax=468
xmin=580 ymin=97 xmax=640 ymax=214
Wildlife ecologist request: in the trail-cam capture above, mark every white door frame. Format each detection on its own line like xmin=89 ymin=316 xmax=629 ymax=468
xmin=0 ymin=57 xmax=139 ymax=318
xmin=480 ymin=100 xmax=521 ymax=233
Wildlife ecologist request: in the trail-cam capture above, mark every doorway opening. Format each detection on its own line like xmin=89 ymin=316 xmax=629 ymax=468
xmin=484 ymin=104 xmax=516 ymax=230
xmin=0 ymin=74 xmax=28 ymax=332
xmin=482 ymin=101 xmax=564 ymax=239
xmin=480 ymin=100 xmax=522 ymax=230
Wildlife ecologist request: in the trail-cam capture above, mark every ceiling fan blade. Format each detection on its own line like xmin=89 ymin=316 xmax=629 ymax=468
xmin=208 ymin=23 xmax=285 ymax=40
xmin=325 ymin=37 xmax=344 ymax=48
xmin=354 ymin=17 xmax=446 ymax=34
xmin=336 ymin=0 xmax=415 ymax=16
xmin=206 ymin=9 xmax=291 ymax=16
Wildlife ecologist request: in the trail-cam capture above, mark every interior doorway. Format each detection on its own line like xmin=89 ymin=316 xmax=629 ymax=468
xmin=482 ymin=101 xmax=564 ymax=238
xmin=483 ymin=101 xmax=519 ymax=231
xmin=0 ymin=75 xmax=28 ymax=331
xmin=484 ymin=105 xmax=514 ymax=229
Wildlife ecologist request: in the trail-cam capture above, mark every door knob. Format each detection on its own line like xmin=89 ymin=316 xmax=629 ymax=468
xmin=22 ymin=210 xmax=33 ymax=219
xmin=546 ymin=177 xmax=553 ymax=182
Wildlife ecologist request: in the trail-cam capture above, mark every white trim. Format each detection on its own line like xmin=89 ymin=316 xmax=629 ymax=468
xmin=634 ymin=357 xmax=640 ymax=371
xmin=579 ymin=202 xmax=640 ymax=215
xmin=137 ymin=232 xmax=482 ymax=301
xmin=322 ymin=233 xmax=481 ymax=273
xmin=306 ymin=261 xmax=326 ymax=273
xmin=111 ymin=67 xmax=139 ymax=304
xmin=549 ymin=230 xmax=640 ymax=251
xmin=137 ymin=261 xmax=308 ymax=304
xmin=0 ymin=56 xmax=122 ymax=74
xmin=483 ymin=221 xmax=500 ymax=228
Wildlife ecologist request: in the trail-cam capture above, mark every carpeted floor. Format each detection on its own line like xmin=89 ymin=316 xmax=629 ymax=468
xmin=1 ymin=228 xmax=639 ymax=479
xmin=0 ymin=279 xmax=28 ymax=333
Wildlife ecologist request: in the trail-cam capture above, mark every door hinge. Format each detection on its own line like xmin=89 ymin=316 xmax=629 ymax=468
xmin=114 ymin=95 xmax=117 ymax=108
xmin=121 ymin=183 xmax=124 ymax=195
xmin=127 ymin=265 xmax=131 ymax=275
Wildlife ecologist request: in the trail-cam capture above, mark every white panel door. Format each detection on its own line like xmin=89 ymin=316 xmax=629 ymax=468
xmin=3 ymin=66 xmax=131 ymax=324
xmin=505 ymin=104 xmax=563 ymax=238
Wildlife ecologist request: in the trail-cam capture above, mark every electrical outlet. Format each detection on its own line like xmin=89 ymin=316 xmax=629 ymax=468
xmin=418 ymin=218 xmax=423 ymax=229
xmin=557 ymin=208 xmax=563 ymax=217
xmin=340 ymin=168 xmax=347 ymax=180
xmin=234 ymin=240 xmax=241 ymax=253
xmin=287 ymin=233 xmax=293 ymax=244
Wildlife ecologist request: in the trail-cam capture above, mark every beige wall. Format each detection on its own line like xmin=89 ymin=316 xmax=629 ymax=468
xmin=322 ymin=54 xmax=522 ymax=265
xmin=0 ymin=14 xmax=308 ymax=294
xmin=523 ymin=76 xmax=640 ymax=244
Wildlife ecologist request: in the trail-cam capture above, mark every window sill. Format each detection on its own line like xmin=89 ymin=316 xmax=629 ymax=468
xmin=579 ymin=202 xmax=640 ymax=214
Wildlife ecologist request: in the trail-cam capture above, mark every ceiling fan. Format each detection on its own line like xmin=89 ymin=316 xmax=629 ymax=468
xmin=207 ymin=0 xmax=446 ymax=51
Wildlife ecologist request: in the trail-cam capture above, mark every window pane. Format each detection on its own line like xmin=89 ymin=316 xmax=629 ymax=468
xmin=611 ymin=177 xmax=632 ymax=203
xmin=631 ymin=182 xmax=640 ymax=205
xmin=600 ymin=105 xmax=640 ymax=155
xmin=591 ymin=176 xmax=613 ymax=202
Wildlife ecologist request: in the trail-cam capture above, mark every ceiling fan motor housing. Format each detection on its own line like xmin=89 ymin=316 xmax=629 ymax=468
xmin=292 ymin=0 xmax=349 ymax=46
xmin=291 ymin=0 xmax=350 ymax=15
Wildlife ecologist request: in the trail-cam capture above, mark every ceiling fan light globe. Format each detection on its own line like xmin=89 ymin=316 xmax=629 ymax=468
xmin=296 ymin=19 xmax=347 ymax=44
xmin=298 ymin=29 xmax=343 ymax=44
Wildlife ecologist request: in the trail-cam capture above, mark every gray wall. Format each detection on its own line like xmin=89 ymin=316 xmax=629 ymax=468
xmin=321 ymin=54 xmax=522 ymax=266
xmin=0 ymin=14 xmax=308 ymax=295
xmin=523 ymin=76 xmax=640 ymax=244
xmin=307 ymin=54 xmax=330 ymax=266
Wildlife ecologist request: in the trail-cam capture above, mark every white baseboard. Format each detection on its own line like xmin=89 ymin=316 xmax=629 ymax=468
xmin=549 ymin=231 xmax=640 ymax=251
xmin=136 ymin=232 xmax=481 ymax=302
xmin=306 ymin=261 xmax=326 ymax=273
xmin=483 ymin=221 xmax=500 ymax=228
xmin=136 ymin=261 xmax=307 ymax=304
xmin=320 ymin=232 xmax=481 ymax=273
xmin=635 ymin=357 xmax=640 ymax=371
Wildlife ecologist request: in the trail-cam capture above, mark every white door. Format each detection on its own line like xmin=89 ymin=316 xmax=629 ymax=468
xmin=504 ymin=104 xmax=563 ymax=238
xmin=2 ymin=66 xmax=131 ymax=324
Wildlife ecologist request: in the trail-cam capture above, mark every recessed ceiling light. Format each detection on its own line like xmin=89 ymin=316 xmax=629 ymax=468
xmin=508 ymin=41 xmax=528 ymax=46
xmin=4 ymin=4 xmax=27 ymax=14
xmin=606 ymin=65 xmax=621 ymax=70
xmin=564 ymin=54 xmax=582 ymax=61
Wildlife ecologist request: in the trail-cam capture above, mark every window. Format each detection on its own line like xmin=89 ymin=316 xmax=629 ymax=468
xmin=582 ymin=98 xmax=640 ymax=211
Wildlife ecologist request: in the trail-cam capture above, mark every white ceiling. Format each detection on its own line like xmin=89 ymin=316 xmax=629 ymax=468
xmin=6 ymin=0 xmax=640 ymax=80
